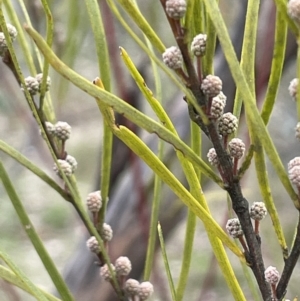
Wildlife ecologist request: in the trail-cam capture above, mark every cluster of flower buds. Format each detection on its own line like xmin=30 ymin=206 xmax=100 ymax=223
xmin=43 ymin=121 xmax=72 ymax=141
xmin=207 ymin=137 xmax=245 ymax=176
xmin=85 ymin=188 xmax=153 ymax=298
xmin=125 ymin=279 xmax=154 ymax=301
xmin=226 ymin=202 xmax=267 ymax=249
xmin=21 ymin=73 xmax=51 ymax=96
xmin=0 ymin=23 xmax=17 ymax=56
xmin=53 ymin=155 xmax=77 ymax=178
xmin=46 ymin=121 xmax=77 ymax=179
xmin=99 ymin=256 xmax=132 ymax=281
xmin=86 ymin=225 xmax=113 ymax=255
xmin=98 ymin=255 xmax=154 ymax=300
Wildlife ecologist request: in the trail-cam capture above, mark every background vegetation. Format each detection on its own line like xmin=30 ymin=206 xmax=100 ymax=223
xmin=0 ymin=0 xmax=299 ymax=300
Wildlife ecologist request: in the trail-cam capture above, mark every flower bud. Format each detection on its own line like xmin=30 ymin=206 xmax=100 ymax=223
xmin=162 ymin=46 xmax=183 ymax=70
xmin=21 ymin=76 xmax=39 ymax=95
xmin=228 ymin=138 xmax=245 ymax=159
xmin=207 ymin=148 xmax=219 ymax=166
xmin=210 ymin=92 xmax=226 ymax=119
xmin=218 ymin=112 xmax=238 ymax=136
xmin=53 ymin=159 xmax=72 ymax=178
xmin=66 ymin=155 xmax=77 ymax=173
xmin=201 ymin=75 xmax=222 ymax=98
xmin=100 ymin=263 xmax=115 ymax=281
xmin=101 ymin=223 xmax=113 ymax=242
xmin=226 ymin=218 xmax=243 ymax=238
xmin=115 ymin=256 xmax=132 ymax=277
xmin=125 ymin=278 xmax=140 ymax=296
xmin=288 ymin=157 xmax=300 ymax=171
xmin=54 ymin=121 xmax=71 ymax=141
xmin=86 ymin=191 xmax=102 ymax=213
xmin=138 ymin=281 xmax=154 ymax=301
xmin=264 ymin=266 xmax=280 ymax=285
xmin=289 ymin=78 xmax=299 ymax=100
xmin=86 ymin=236 xmax=100 ymax=254
xmin=0 ymin=32 xmax=7 ymax=55
xmin=250 ymin=202 xmax=267 ymax=221
xmin=36 ymin=73 xmax=51 ymax=92
xmin=191 ymin=34 xmax=207 ymax=57
xmin=288 ymin=0 xmax=300 ymax=24
xmin=165 ymin=0 xmax=186 ymax=19
xmin=288 ymin=165 xmax=300 ymax=187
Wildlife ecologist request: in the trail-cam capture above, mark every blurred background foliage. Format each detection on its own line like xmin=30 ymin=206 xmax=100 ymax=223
xmin=0 ymin=0 xmax=299 ymax=300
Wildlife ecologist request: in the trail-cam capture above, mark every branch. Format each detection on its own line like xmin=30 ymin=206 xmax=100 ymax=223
xmin=276 ymin=212 xmax=300 ymax=300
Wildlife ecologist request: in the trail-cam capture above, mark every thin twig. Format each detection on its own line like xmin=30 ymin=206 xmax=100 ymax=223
xmin=276 ymin=212 xmax=300 ymax=300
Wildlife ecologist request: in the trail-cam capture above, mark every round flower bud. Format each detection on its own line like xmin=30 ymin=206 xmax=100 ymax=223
xmin=115 ymin=256 xmax=132 ymax=277
xmin=250 ymin=202 xmax=267 ymax=221
xmin=226 ymin=218 xmax=243 ymax=238
xmin=228 ymin=138 xmax=245 ymax=159
xmin=288 ymin=0 xmax=300 ymax=24
xmin=21 ymin=76 xmax=39 ymax=95
xmin=100 ymin=263 xmax=115 ymax=282
xmin=40 ymin=121 xmax=55 ymax=139
xmin=207 ymin=148 xmax=219 ymax=166
xmin=45 ymin=121 xmax=55 ymax=135
xmin=288 ymin=157 xmax=300 ymax=171
xmin=53 ymin=159 xmax=72 ymax=178
xmin=6 ymin=24 xmax=18 ymax=41
xmin=165 ymin=0 xmax=186 ymax=19
xmin=86 ymin=236 xmax=100 ymax=254
xmin=35 ymin=73 xmax=51 ymax=92
xmin=201 ymin=75 xmax=222 ymax=98
xmin=218 ymin=112 xmax=238 ymax=136
xmin=101 ymin=223 xmax=113 ymax=242
xmin=66 ymin=155 xmax=77 ymax=173
xmin=162 ymin=46 xmax=183 ymax=70
xmin=138 ymin=281 xmax=154 ymax=301
xmin=54 ymin=121 xmax=71 ymax=140
xmin=191 ymin=33 xmax=207 ymax=57
xmin=210 ymin=92 xmax=226 ymax=119
xmin=289 ymin=78 xmax=299 ymax=100
xmin=86 ymin=191 xmax=102 ymax=213
xmin=0 ymin=32 xmax=7 ymax=55
xmin=264 ymin=266 xmax=280 ymax=285
xmin=125 ymin=278 xmax=140 ymax=296
xmin=288 ymin=165 xmax=300 ymax=187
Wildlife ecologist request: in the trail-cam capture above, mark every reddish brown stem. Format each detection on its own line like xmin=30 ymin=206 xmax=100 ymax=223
xmin=238 ymin=235 xmax=249 ymax=253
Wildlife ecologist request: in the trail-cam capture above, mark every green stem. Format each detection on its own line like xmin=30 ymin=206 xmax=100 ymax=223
xmin=260 ymin=10 xmax=287 ymax=125
xmin=0 ymin=162 xmax=75 ymax=301
xmin=85 ymin=0 xmax=112 ymax=225
xmin=0 ymin=265 xmax=61 ymax=301
xmin=158 ymin=223 xmax=177 ymax=301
